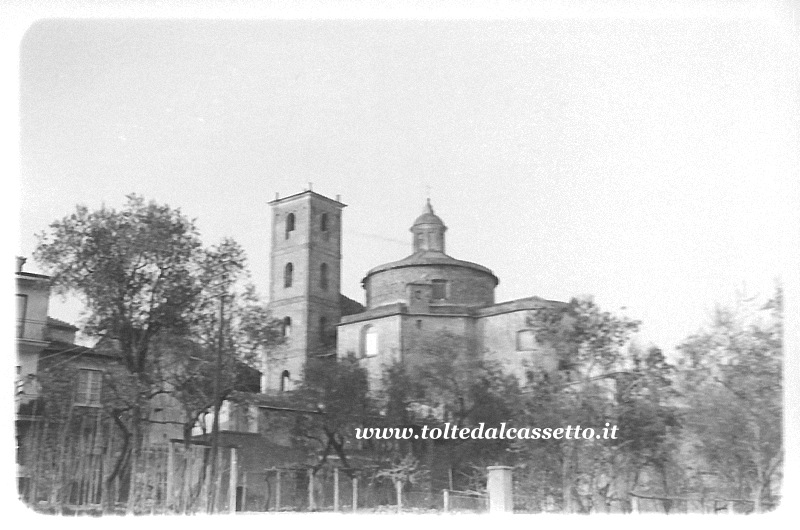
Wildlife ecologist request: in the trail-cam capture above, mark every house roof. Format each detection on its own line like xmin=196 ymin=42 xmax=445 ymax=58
xmin=47 ymin=317 xmax=78 ymax=331
xmin=42 ymin=340 xmax=116 ymax=359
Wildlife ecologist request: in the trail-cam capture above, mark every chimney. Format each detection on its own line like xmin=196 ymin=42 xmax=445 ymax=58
xmin=16 ymin=256 xmax=26 ymax=273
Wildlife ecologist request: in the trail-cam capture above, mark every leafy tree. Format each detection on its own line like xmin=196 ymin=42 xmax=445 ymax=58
xmin=35 ymin=195 xmax=204 ymax=375
xmin=382 ymin=331 xmax=521 ymax=491
xmin=34 ymin=195 xmax=205 ymax=502
xmin=676 ymin=288 xmax=782 ymax=512
xmin=518 ymin=297 xmax=644 ymax=513
xmin=289 ymin=356 xmax=373 ymax=477
xmin=32 ymin=195 xmax=282 ymax=510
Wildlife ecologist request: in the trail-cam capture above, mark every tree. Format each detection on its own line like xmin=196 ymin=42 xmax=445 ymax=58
xmin=676 ymin=288 xmax=782 ymax=512
xmin=290 ymin=356 xmax=374 ymax=477
xmin=35 ymin=195 xmax=203 ymax=376
xmin=518 ymin=296 xmax=645 ymax=513
xmin=34 ymin=195 xmax=205 ymax=505
xmin=32 ymin=195 xmax=282 ymax=511
xmin=382 ymin=331 xmax=521 ymax=491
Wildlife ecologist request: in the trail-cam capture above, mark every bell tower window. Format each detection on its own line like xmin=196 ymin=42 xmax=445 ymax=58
xmin=285 ymin=213 xmax=295 ymax=239
xmin=282 ymin=316 xmax=292 ymax=337
xmin=319 ymin=316 xmax=327 ymax=343
xmin=284 ymin=263 xmax=294 ymax=288
xmin=320 ymin=263 xmax=329 ymax=291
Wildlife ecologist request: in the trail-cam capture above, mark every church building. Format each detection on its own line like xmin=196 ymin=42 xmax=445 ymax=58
xmin=265 ymin=189 xmax=563 ymax=392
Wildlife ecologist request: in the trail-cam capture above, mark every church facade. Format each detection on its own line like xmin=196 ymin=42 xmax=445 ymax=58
xmin=265 ymin=189 xmax=562 ymax=392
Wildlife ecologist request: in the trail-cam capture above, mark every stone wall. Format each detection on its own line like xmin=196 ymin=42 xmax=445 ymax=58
xmin=477 ymin=304 xmax=560 ymax=382
xmin=365 ymin=264 xmax=495 ymax=309
xmin=337 ymin=313 xmax=403 ymax=387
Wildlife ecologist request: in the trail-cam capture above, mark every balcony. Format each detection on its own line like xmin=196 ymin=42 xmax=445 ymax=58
xmin=16 ymin=318 xmax=48 ymax=343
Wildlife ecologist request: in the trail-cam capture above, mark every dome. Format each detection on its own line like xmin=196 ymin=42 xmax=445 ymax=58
xmin=412 ymin=199 xmax=445 ymax=227
xmin=361 ymin=199 xmax=498 ymax=309
xmin=364 ymin=250 xmax=497 ymax=282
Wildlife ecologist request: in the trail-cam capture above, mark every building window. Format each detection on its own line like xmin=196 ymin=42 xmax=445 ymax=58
xmin=76 ymin=369 xmax=102 ymax=407
xmin=431 ymin=280 xmax=447 ymax=300
xmin=321 ymin=213 xmax=330 ymax=241
xmin=320 ymin=263 xmax=329 ymax=290
xmin=361 ymin=325 xmax=378 ymax=358
xmin=16 ymin=294 xmax=27 ymax=338
xmin=319 ymin=316 xmax=327 ymax=343
xmin=285 ymin=213 xmax=295 ymax=239
xmin=282 ymin=316 xmax=292 ymax=338
xmin=284 ymin=263 xmax=293 ymax=288
xmin=516 ymin=330 xmax=537 ymax=351
xmin=280 ymin=370 xmax=291 ymax=392
xmin=15 ymin=366 xmax=24 ymax=396
xmin=416 ymin=319 xmax=423 ymax=329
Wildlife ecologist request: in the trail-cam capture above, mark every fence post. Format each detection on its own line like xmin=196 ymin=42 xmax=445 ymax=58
xmin=228 ymin=447 xmax=237 ymax=514
xmin=127 ymin=448 xmax=138 ymax=514
xmin=486 ymin=466 xmax=513 ymax=514
xmin=166 ymin=442 xmax=174 ymax=513
xmin=727 ymin=500 xmax=734 ymax=514
xmin=631 ymin=495 xmax=639 ymax=513
xmin=241 ymin=471 xmax=248 ymax=512
xmin=443 ymin=489 xmax=449 ymax=513
xmin=333 ymin=467 xmax=340 ymax=512
xmin=395 ymin=480 xmax=403 ymax=513
xmin=275 ymin=470 xmax=281 ymax=511
xmin=202 ymin=447 xmax=211 ymax=513
xmin=213 ymin=448 xmax=224 ymax=512
xmin=308 ymin=468 xmax=316 ymax=510
xmin=352 ymin=477 xmax=358 ymax=512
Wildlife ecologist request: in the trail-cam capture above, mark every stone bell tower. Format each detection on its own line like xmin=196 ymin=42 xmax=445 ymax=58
xmin=265 ymin=190 xmax=346 ymax=392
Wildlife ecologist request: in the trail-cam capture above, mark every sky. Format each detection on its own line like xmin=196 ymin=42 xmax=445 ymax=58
xmin=10 ymin=4 xmax=799 ymax=358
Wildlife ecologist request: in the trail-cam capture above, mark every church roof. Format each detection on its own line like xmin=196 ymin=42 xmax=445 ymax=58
xmin=363 ymin=249 xmax=498 ymax=284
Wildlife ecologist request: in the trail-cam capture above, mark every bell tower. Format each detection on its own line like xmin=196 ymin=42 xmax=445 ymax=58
xmin=266 ymin=190 xmax=346 ymax=392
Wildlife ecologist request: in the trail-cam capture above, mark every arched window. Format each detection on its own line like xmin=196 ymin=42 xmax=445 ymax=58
xmin=282 ymin=316 xmax=292 ymax=338
xmin=280 ymin=370 xmax=291 ymax=392
xmin=285 ymin=213 xmax=295 ymax=239
xmin=321 ymin=213 xmax=330 ymax=241
xmin=361 ymin=325 xmax=378 ymax=358
xmin=516 ymin=329 xmax=537 ymax=351
xmin=320 ymin=263 xmax=329 ymax=291
xmin=284 ymin=263 xmax=293 ymax=288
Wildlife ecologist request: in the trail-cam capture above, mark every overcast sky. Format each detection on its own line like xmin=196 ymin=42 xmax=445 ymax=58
xmin=13 ymin=6 xmax=798 ymax=355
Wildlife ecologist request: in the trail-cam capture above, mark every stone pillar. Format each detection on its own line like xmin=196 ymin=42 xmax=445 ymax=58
xmin=486 ymin=466 xmax=513 ymax=514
